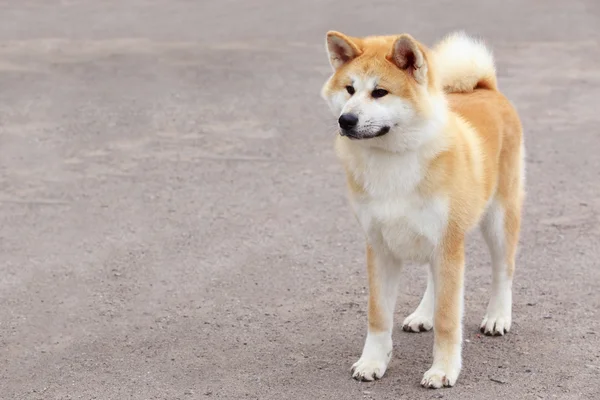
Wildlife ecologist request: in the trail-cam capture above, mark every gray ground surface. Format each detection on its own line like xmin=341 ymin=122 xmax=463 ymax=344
xmin=1 ymin=1 xmax=599 ymax=399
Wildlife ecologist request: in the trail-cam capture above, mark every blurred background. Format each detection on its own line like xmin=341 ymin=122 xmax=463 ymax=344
xmin=1 ymin=1 xmax=599 ymax=399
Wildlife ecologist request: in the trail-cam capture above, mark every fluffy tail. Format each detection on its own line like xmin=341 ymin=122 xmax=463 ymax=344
xmin=433 ymin=31 xmax=497 ymax=93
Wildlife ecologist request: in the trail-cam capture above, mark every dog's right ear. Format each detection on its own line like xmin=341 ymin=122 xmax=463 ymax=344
xmin=325 ymin=31 xmax=361 ymax=71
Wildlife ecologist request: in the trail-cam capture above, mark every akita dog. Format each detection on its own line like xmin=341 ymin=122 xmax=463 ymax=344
xmin=320 ymin=31 xmax=524 ymax=388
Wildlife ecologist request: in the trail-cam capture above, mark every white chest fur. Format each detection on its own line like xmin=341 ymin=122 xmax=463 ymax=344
xmin=344 ymin=147 xmax=449 ymax=264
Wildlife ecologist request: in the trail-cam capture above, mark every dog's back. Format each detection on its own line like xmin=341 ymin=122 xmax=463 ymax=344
xmin=434 ymin=31 xmax=525 ymax=218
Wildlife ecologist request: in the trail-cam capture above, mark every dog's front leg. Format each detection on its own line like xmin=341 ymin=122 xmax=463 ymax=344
xmin=421 ymin=233 xmax=465 ymax=389
xmin=352 ymin=244 xmax=402 ymax=381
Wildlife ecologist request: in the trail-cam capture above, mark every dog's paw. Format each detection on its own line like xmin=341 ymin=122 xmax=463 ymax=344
xmin=480 ymin=313 xmax=511 ymax=336
xmin=351 ymin=358 xmax=388 ymax=381
xmin=481 ymin=285 xmax=512 ymax=336
xmin=402 ymin=311 xmax=433 ymax=333
xmin=420 ymin=366 xmax=459 ymax=389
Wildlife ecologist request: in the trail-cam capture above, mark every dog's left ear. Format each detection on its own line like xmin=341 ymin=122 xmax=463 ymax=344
xmin=391 ymin=34 xmax=427 ymax=84
xmin=325 ymin=31 xmax=361 ymax=71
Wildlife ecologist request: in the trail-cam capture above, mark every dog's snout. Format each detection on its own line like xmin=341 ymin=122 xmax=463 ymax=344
xmin=338 ymin=113 xmax=359 ymax=130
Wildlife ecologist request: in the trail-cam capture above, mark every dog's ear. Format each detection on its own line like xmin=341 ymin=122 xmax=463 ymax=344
xmin=391 ymin=34 xmax=427 ymax=84
xmin=325 ymin=31 xmax=361 ymax=71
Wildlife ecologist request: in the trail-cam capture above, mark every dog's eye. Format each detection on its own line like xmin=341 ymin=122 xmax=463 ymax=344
xmin=371 ymin=89 xmax=388 ymax=98
xmin=346 ymin=86 xmax=355 ymax=95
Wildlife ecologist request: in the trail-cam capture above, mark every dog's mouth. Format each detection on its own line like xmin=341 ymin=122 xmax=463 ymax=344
xmin=340 ymin=126 xmax=390 ymax=140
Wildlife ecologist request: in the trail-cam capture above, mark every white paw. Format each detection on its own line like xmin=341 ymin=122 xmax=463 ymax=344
xmin=402 ymin=311 xmax=433 ymax=333
xmin=351 ymin=357 xmax=388 ymax=381
xmin=480 ymin=313 xmax=511 ymax=336
xmin=421 ymin=365 xmax=459 ymax=389
xmin=480 ymin=294 xmax=512 ymax=336
xmin=481 ymin=276 xmax=512 ymax=336
xmin=352 ymin=331 xmax=392 ymax=381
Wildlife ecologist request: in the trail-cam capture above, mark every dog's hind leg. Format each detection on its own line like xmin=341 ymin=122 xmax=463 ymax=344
xmin=480 ymin=133 xmax=524 ymax=336
xmin=479 ymin=196 xmax=522 ymax=336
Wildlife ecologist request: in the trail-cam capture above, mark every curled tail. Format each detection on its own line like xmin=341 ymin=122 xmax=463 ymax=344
xmin=433 ymin=31 xmax=497 ymax=93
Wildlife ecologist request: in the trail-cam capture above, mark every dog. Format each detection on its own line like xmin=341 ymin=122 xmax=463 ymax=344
xmin=320 ymin=31 xmax=524 ymax=389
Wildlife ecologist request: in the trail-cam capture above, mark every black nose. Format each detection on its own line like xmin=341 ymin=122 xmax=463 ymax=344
xmin=338 ymin=113 xmax=359 ymax=130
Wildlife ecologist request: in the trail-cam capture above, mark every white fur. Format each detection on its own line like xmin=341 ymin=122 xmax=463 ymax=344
xmin=520 ymin=136 xmax=527 ymax=189
xmin=352 ymin=331 xmax=393 ymax=381
xmin=422 ymin=338 xmax=462 ymax=388
xmin=324 ymin=89 xmax=348 ymax=116
xmin=480 ymin=199 xmax=512 ymax=335
xmin=337 ymin=138 xmax=450 ymax=264
xmin=433 ymin=31 xmax=497 ymax=93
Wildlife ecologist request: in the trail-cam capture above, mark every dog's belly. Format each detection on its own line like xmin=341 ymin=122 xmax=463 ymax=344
xmin=352 ymin=196 xmax=449 ymax=264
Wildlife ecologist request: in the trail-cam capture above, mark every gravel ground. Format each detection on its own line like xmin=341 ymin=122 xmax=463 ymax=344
xmin=1 ymin=1 xmax=599 ymax=399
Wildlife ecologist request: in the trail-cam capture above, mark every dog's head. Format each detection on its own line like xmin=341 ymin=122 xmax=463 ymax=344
xmin=321 ymin=31 xmax=445 ymax=152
